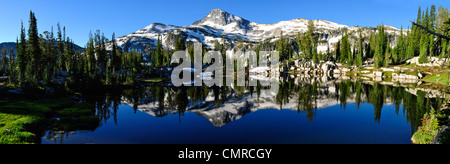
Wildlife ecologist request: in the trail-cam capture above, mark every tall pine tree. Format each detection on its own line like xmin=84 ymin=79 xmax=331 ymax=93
xmin=374 ymin=25 xmax=386 ymax=68
xmin=356 ymin=29 xmax=363 ymax=66
xmin=340 ymin=28 xmax=351 ymax=65
xmin=27 ymin=11 xmax=42 ymax=85
xmin=394 ymin=26 xmax=405 ymax=64
xmin=17 ymin=21 xmax=27 ymax=83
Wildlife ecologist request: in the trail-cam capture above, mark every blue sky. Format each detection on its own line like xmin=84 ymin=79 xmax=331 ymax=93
xmin=0 ymin=0 xmax=449 ymax=46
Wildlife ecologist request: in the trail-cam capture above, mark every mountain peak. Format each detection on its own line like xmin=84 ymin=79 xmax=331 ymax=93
xmin=192 ymin=9 xmax=252 ymax=30
xmin=208 ymin=8 xmax=227 ymax=15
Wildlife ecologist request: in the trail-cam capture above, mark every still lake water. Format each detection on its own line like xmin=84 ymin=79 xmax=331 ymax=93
xmin=40 ymin=79 xmax=442 ymax=144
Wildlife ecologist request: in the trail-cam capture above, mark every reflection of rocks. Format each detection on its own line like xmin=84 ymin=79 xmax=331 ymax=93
xmin=123 ymin=82 xmax=339 ymax=126
xmin=135 ymin=104 xmax=178 ymax=117
xmin=195 ymin=110 xmax=233 ymax=127
xmin=405 ymin=88 xmax=446 ymax=98
xmin=249 ymin=67 xmax=269 ymax=76
xmin=122 ymin=77 xmax=444 ymax=127
xmin=193 ymin=100 xmax=252 ymax=127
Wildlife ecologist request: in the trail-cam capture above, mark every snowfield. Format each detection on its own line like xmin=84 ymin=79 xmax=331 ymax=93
xmin=113 ymin=9 xmax=408 ymax=55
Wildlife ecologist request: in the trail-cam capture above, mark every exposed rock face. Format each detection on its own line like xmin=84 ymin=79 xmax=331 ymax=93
xmin=392 ymin=73 xmax=419 ymax=80
xmin=279 ymin=59 xmax=338 ymax=82
xmin=192 ymin=9 xmax=252 ymax=30
xmin=406 ymin=56 xmax=446 ymax=67
xmin=112 ymin=9 xmax=407 ymax=61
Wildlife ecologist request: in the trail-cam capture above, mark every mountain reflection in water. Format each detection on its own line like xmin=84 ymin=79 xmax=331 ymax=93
xmin=123 ymin=80 xmax=442 ymax=128
xmin=41 ymin=78 xmax=444 ymax=144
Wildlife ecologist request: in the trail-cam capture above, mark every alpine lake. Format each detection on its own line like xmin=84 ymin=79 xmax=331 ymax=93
xmin=30 ymin=74 xmax=445 ymax=144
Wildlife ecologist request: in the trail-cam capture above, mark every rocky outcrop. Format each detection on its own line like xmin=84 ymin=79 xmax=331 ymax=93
xmin=406 ymin=56 xmax=446 ymax=67
xmin=286 ymin=59 xmax=337 ymax=77
xmin=392 ymin=73 xmax=420 ymax=83
xmin=192 ymin=9 xmax=252 ymax=30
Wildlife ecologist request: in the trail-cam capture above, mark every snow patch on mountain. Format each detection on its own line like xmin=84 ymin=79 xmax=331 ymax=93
xmin=113 ymin=9 xmax=407 ymax=56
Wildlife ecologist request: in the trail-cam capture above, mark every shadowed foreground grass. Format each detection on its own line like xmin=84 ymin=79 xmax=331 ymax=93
xmin=0 ymin=98 xmax=96 ymax=144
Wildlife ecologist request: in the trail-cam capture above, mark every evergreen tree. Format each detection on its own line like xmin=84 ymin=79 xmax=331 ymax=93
xmin=8 ymin=47 xmax=16 ymax=83
xmin=17 ymin=21 xmax=27 ymax=83
xmin=428 ymin=6 xmax=437 ymax=57
xmin=214 ymin=40 xmax=220 ymax=51
xmin=276 ymin=31 xmax=288 ymax=62
xmin=27 ymin=11 xmax=42 ymax=85
xmin=132 ymin=48 xmax=143 ymax=73
xmin=419 ymin=34 xmax=429 ymax=64
xmin=437 ymin=5 xmax=449 ymax=34
xmin=340 ymin=28 xmax=351 ymax=65
xmin=365 ymin=41 xmax=370 ymax=60
xmin=395 ymin=27 xmax=405 ymax=64
xmin=297 ymin=21 xmax=317 ymax=62
xmin=356 ymin=29 xmax=363 ymax=66
xmin=440 ymin=39 xmax=448 ymax=58
xmin=406 ymin=29 xmax=414 ymax=59
xmin=56 ymin=23 xmax=65 ymax=71
xmin=85 ymin=31 xmax=96 ymax=77
xmin=409 ymin=7 xmax=422 ymax=58
xmin=430 ymin=5 xmax=437 ymax=32
xmin=335 ymin=40 xmax=341 ymax=61
xmin=175 ymin=35 xmax=186 ymax=51
xmin=64 ymin=37 xmax=74 ymax=73
xmin=8 ymin=11 xmax=148 ymax=88
xmin=352 ymin=45 xmax=356 ymax=65
xmin=163 ymin=48 xmax=170 ymax=66
xmin=374 ymin=25 xmax=386 ymax=68
xmin=110 ymin=33 xmax=121 ymax=71
xmin=94 ymin=30 xmax=107 ymax=69
xmin=188 ymin=43 xmax=194 ymax=62
xmin=152 ymin=35 xmax=163 ymax=67
xmin=106 ymin=60 xmax=113 ymax=85
xmin=1 ymin=48 xmax=7 ymax=73
xmin=384 ymin=39 xmax=391 ymax=66
xmin=41 ymin=29 xmax=57 ymax=84
xmin=424 ymin=7 xmax=430 ymax=30
xmin=368 ymin=32 xmax=376 ymax=58
xmin=312 ymin=44 xmax=318 ymax=64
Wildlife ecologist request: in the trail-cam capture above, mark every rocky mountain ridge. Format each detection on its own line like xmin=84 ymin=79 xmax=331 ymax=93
xmin=114 ymin=9 xmax=407 ymax=57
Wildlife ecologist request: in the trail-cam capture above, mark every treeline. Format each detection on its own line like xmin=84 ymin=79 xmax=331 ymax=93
xmin=345 ymin=4 xmax=450 ymax=67
xmin=0 ymin=47 xmax=15 ymax=79
xmin=3 ymin=11 xmax=144 ymax=92
xmin=81 ymin=31 xmax=144 ymax=88
xmin=137 ymin=4 xmax=450 ymax=71
xmin=150 ymin=35 xmax=171 ymax=68
xmin=3 ymin=5 xmax=449 ymax=90
xmin=407 ymin=5 xmax=449 ymax=64
xmin=228 ymin=4 xmax=449 ymax=68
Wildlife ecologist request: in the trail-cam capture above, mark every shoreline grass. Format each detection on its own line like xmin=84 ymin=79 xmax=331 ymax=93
xmin=0 ymin=97 xmax=96 ymax=144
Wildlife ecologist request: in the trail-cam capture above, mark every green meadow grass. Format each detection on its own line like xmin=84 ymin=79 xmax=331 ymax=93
xmin=0 ymin=98 xmax=96 ymax=144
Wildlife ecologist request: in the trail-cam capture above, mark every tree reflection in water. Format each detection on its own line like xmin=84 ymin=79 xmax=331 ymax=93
xmin=43 ymin=80 xmax=444 ymax=143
